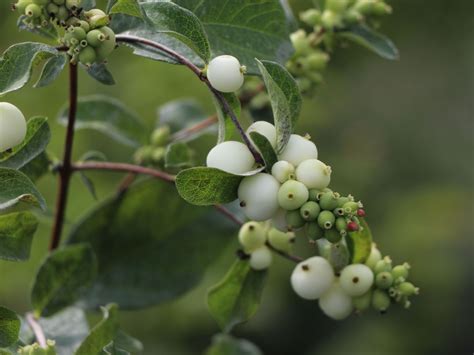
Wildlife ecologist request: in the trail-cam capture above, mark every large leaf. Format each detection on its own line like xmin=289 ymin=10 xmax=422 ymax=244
xmin=31 ymin=244 xmax=98 ymax=317
xmin=213 ymin=93 xmax=239 ymax=143
xmin=0 ymin=43 xmax=58 ymax=96
xmin=157 ymin=99 xmax=208 ymax=133
xmin=34 ymin=54 xmax=67 ymax=88
xmin=175 ymin=0 xmax=294 ymax=74
xmin=0 ymin=117 xmax=50 ymax=170
xmin=0 ymin=168 xmax=46 ymax=213
xmin=339 ymin=24 xmax=399 ymax=60
xmin=67 ymin=179 xmax=235 ymax=309
xmin=0 ymin=307 xmax=20 ymax=348
xmin=206 ymin=334 xmax=263 ymax=355
xmin=345 ymin=218 xmax=373 ymax=264
xmin=109 ymin=0 xmax=142 ymax=18
xmin=57 ymin=95 xmax=147 ymax=147
xmin=207 ymin=260 xmax=267 ymax=332
xmin=0 ymin=212 xmax=38 ymax=262
xmin=249 ymin=131 xmax=277 ymax=170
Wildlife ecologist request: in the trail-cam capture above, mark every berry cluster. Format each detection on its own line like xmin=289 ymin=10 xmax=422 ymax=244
xmin=133 ymin=125 xmax=172 ymax=166
xmin=0 ymin=102 xmax=27 ymax=153
xmin=13 ymin=0 xmax=82 ymax=29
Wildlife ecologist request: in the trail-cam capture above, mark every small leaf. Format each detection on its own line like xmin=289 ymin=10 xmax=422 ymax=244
xmin=31 ymin=244 xmax=98 ymax=317
xmin=339 ymin=24 xmax=399 ymax=60
xmin=0 ymin=117 xmax=51 ymax=170
xmin=85 ymin=64 xmax=116 ymax=86
xmin=0 ymin=307 xmax=20 ymax=348
xmin=20 ymin=152 xmax=51 ymax=182
xmin=0 ymin=42 xmax=58 ymax=96
xmin=78 ymin=173 xmax=98 ymax=200
xmin=208 ymin=260 xmax=267 ymax=332
xmin=75 ymin=304 xmax=119 ymax=355
xmin=165 ymin=142 xmax=194 ymax=169
xmin=0 ymin=168 xmax=46 ymax=213
xmin=206 ymin=334 xmax=263 ymax=355
xmin=57 ymin=95 xmax=147 ymax=147
xmin=103 ymin=330 xmax=143 ymax=355
xmin=255 ymin=59 xmax=302 ymax=153
xmin=249 ymin=132 xmax=277 ymax=170
xmin=17 ymin=16 xmax=58 ymax=40
xmin=345 ymin=218 xmax=373 ymax=264
xmin=110 ymin=0 xmax=142 ymax=18
xmin=158 ymin=99 xmax=207 ymax=133
xmin=0 ymin=212 xmax=38 ymax=262
xmin=34 ymin=54 xmax=67 ymax=88
xmin=213 ymin=93 xmax=240 ymax=143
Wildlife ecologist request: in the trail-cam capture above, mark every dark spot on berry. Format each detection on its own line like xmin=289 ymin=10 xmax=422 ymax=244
xmin=288 ymin=193 xmax=294 ymax=199
xmin=302 ymin=264 xmax=309 ymax=271
xmin=239 ymin=201 xmax=246 ymax=207
xmin=249 ymin=225 xmax=255 ymax=231
xmin=352 ymin=277 xmax=359 ymax=283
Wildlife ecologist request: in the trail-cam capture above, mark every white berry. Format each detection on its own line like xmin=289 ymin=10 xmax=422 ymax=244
xmin=278 ymin=134 xmax=318 ymax=166
xmin=238 ymin=173 xmax=280 ymax=221
xmin=249 ymin=246 xmax=272 ymax=270
xmin=206 ymin=141 xmax=255 ymax=174
xmin=291 ymin=256 xmax=334 ymax=300
xmin=238 ymin=222 xmax=266 ymax=252
xmin=339 ymin=264 xmax=374 ymax=296
xmin=319 ymin=280 xmax=354 ymax=320
xmin=0 ymin=102 xmax=27 ymax=152
xmin=246 ymin=121 xmax=277 ymax=148
xmin=207 ymin=55 xmax=244 ymax=93
xmin=295 ymin=159 xmax=332 ymax=189
xmin=271 ymin=160 xmax=295 ymax=183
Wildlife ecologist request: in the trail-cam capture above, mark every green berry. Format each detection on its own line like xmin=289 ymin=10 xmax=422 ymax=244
xmin=278 ymin=180 xmax=309 ymax=211
xmin=398 ymin=282 xmax=419 ymax=296
xmin=86 ymin=29 xmax=106 ymax=47
xmin=151 ymin=126 xmax=171 ymax=146
xmin=306 ymin=222 xmax=324 ymax=241
xmin=78 ymin=46 xmax=96 ymax=65
xmin=333 ymin=207 xmax=345 ymax=217
xmin=133 ymin=146 xmax=154 ymax=164
xmin=321 ymin=10 xmax=342 ymax=28
xmin=306 ymin=52 xmax=329 ymax=71
xmin=95 ymin=26 xmax=116 ymax=62
xmin=308 ymin=189 xmax=322 ymax=202
xmin=47 ymin=3 xmax=59 ymax=14
xmin=336 ymin=196 xmax=351 ymax=207
xmin=319 ymin=191 xmax=338 ymax=210
xmin=324 ymin=228 xmax=341 ymax=243
xmin=317 ymin=210 xmax=335 ymax=230
xmin=85 ymin=8 xmax=110 ymax=28
xmin=25 ymin=3 xmax=41 ymax=18
xmin=392 ymin=263 xmax=410 ymax=281
xmin=238 ymin=222 xmax=266 ymax=252
xmin=299 ymin=9 xmax=321 ymax=26
xmin=290 ymin=30 xmax=311 ymax=56
xmin=343 ymin=201 xmax=360 ymax=214
xmin=268 ymin=228 xmax=295 ymax=253
xmin=365 ymin=243 xmax=382 ymax=269
xmin=372 ymin=289 xmax=391 ymax=313
xmin=344 ymin=9 xmax=363 ymax=23
xmin=373 ymin=2 xmax=392 ymax=15
xmin=300 ymin=201 xmax=320 ymax=221
xmin=353 ymin=290 xmax=372 ymax=313
xmin=374 ymin=256 xmax=392 ymax=274
xmin=326 ymin=0 xmax=349 ymax=13
xmin=65 ymin=0 xmax=80 ymax=10
xmin=286 ymin=210 xmax=306 ymax=231
xmin=335 ymin=217 xmax=347 ymax=232
xmin=69 ymin=26 xmax=86 ymax=40
xmin=57 ymin=5 xmax=68 ymax=22
xmin=53 ymin=0 xmax=65 ymax=5
xmin=375 ymin=271 xmax=393 ymax=289
xmin=14 ymin=0 xmax=31 ymax=14
xmin=151 ymin=147 xmax=165 ymax=163
xmin=78 ymin=20 xmax=90 ymax=32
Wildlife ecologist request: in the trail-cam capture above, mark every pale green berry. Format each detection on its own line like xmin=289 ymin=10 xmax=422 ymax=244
xmin=206 ymin=141 xmax=255 ymax=174
xmin=319 ymin=191 xmax=338 ymax=210
xmin=286 ymin=210 xmax=305 ymax=231
xmin=306 ymin=222 xmax=324 ymax=241
xmin=343 ymin=201 xmax=360 ymax=214
xmin=151 ymin=147 xmax=165 ymax=163
xmin=321 ymin=9 xmax=342 ymax=28
xmin=306 ymin=51 xmax=330 ymax=71
xmin=14 ymin=0 xmax=31 ymax=14
xmin=86 ymin=29 xmax=106 ymax=48
xmin=268 ymin=228 xmax=295 ymax=253
xmin=300 ymin=201 xmax=320 ymax=221
xmin=335 ymin=217 xmax=347 ymax=232
xmin=238 ymin=222 xmax=266 ymax=252
xmin=353 ymin=290 xmax=372 ymax=313
xmin=25 ymin=3 xmax=41 ymax=17
xmin=69 ymin=26 xmax=86 ymax=41
xmin=299 ymin=9 xmax=321 ymax=26
xmin=278 ymin=180 xmax=309 ymax=210
xmin=308 ymin=189 xmax=322 ymax=202
xmin=0 ymin=102 xmax=27 ymax=152
xmin=151 ymin=126 xmax=171 ymax=147
xmin=238 ymin=173 xmax=280 ymax=221
xmin=247 ymin=121 xmax=276 ymax=148
xmin=78 ymin=20 xmax=90 ymax=32
xmin=249 ymin=246 xmax=272 ymax=270
xmin=336 ymin=196 xmax=351 ymax=207
xmin=365 ymin=243 xmax=382 ymax=269
xmin=372 ymin=289 xmax=391 ymax=313
xmin=53 ymin=0 xmax=65 ymax=5
xmin=47 ymin=3 xmax=59 ymax=14
xmin=375 ymin=271 xmax=393 ymax=289
xmin=95 ymin=26 xmax=116 ymax=62
xmin=326 ymin=0 xmax=349 ymax=12
xmin=78 ymin=46 xmax=96 ymax=66
xmin=85 ymin=8 xmax=110 ymax=28
xmin=324 ymin=228 xmax=341 ymax=243
xmin=271 ymin=160 xmax=295 ymax=183
xmin=373 ymin=2 xmax=392 ymax=15
xmin=279 ymin=134 xmax=318 ymax=167
xmin=291 ymin=256 xmax=335 ymax=300
xmin=319 ymin=280 xmax=353 ymax=320
xmin=339 ymin=264 xmax=374 ymax=296
xmin=290 ymin=30 xmax=312 ymax=56
xmin=317 ymin=210 xmax=335 ymax=230
xmin=333 ymin=207 xmax=345 ymax=217
xmin=133 ymin=146 xmax=154 ymax=164
xmin=374 ymin=256 xmax=392 ymax=274
xmin=392 ymin=263 xmax=410 ymax=281
xmin=398 ymin=282 xmax=419 ymax=296
xmin=295 ymin=159 xmax=331 ymax=190
xmin=207 ymin=55 xmax=244 ymax=93
xmin=66 ymin=0 xmax=81 ymax=10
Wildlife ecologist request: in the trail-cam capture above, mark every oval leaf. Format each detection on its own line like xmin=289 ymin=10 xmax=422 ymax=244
xmin=0 ymin=212 xmax=38 ymax=262
xmin=34 ymin=54 xmax=67 ymax=88
xmin=0 ymin=307 xmax=20 ymax=348
xmin=0 ymin=168 xmax=46 ymax=213
xmin=206 ymin=334 xmax=263 ymax=355
xmin=345 ymin=218 xmax=373 ymax=264
xmin=109 ymin=0 xmax=142 ymax=18
xmin=85 ymin=63 xmax=116 ymax=86
xmin=249 ymin=131 xmax=277 ymax=170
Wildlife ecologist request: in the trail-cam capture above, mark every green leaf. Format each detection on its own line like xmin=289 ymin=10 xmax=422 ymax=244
xmin=256 ymin=59 xmax=302 ymax=153
xmin=78 ymin=173 xmax=98 ymax=200
xmin=31 ymin=244 xmax=98 ymax=317
xmin=213 ymin=93 xmax=240 ymax=143
xmin=34 ymin=54 xmax=67 ymax=88
xmin=339 ymin=24 xmax=399 ymax=60
xmin=165 ymin=142 xmax=194 ymax=169
xmin=0 ymin=43 xmax=58 ymax=96
xmin=0 ymin=212 xmax=38 ymax=262
xmin=102 ymin=331 xmax=143 ymax=355
xmin=75 ymin=304 xmax=119 ymax=355
xmin=206 ymin=334 xmax=263 ymax=355
xmin=208 ymin=260 xmax=267 ymax=332
xmin=20 ymin=152 xmax=51 ymax=182
xmin=109 ymin=0 xmax=142 ymax=18
xmin=345 ymin=218 xmax=373 ymax=264
xmin=174 ymin=0 xmax=294 ymax=74
xmin=249 ymin=132 xmax=277 ymax=170
xmin=57 ymin=95 xmax=147 ymax=147
xmin=85 ymin=64 xmax=116 ymax=86
xmin=157 ymin=99 xmax=208 ymax=133
xmin=0 ymin=168 xmax=46 ymax=213
xmin=0 ymin=307 xmax=20 ymax=348
xmin=17 ymin=16 xmax=58 ymax=41
xmin=0 ymin=117 xmax=51 ymax=170
xmin=67 ymin=179 xmax=235 ymax=309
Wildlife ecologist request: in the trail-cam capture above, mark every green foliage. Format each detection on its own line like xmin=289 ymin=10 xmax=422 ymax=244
xmin=0 ymin=168 xmax=46 ymax=213
xmin=164 ymin=142 xmax=194 ymax=169
xmin=248 ymin=132 xmax=278 ymax=170
xmin=85 ymin=64 xmax=116 ymax=86
xmin=157 ymin=99 xmax=207 ymax=133
xmin=16 ymin=16 xmax=58 ymax=41
xmin=34 ymin=55 xmax=67 ymax=89
xmin=255 ymin=59 xmax=302 ymax=152
xmin=109 ymin=0 xmax=142 ymax=18
xmin=207 ymin=260 xmax=267 ymax=332
xmin=57 ymin=95 xmax=147 ymax=147
xmin=0 ymin=212 xmax=38 ymax=262
xmin=345 ymin=218 xmax=373 ymax=263
xmin=31 ymin=244 xmax=98 ymax=317
xmin=213 ymin=93 xmax=240 ymax=143
xmin=0 ymin=307 xmax=20 ymax=348
xmin=206 ymin=334 xmax=262 ymax=355
xmin=19 ymin=152 xmax=51 ymax=182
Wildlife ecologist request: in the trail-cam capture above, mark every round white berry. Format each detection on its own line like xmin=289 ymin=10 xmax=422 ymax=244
xmin=246 ymin=121 xmax=277 ymax=148
xmin=238 ymin=173 xmax=280 ymax=221
xmin=206 ymin=141 xmax=255 ymax=174
xmin=291 ymin=256 xmax=334 ymax=300
xmin=249 ymin=246 xmax=272 ymax=270
xmin=295 ymin=159 xmax=331 ymax=190
xmin=319 ymin=280 xmax=354 ymax=320
xmin=339 ymin=264 xmax=374 ymax=296
xmin=207 ymin=55 xmax=244 ymax=93
xmin=271 ymin=160 xmax=295 ymax=183
xmin=278 ymin=134 xmax=318 ymax=167
xmin=0 ymin=102 xmax=27 ymax=152
xmin=238 ymin=222 xmax=266 ymax=252
xmin=278 ymin=179 xmax=309 ymax=210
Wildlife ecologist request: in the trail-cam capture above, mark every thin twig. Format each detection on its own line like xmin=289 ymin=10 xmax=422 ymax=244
xmin=171 ymin=114 xmax=218 ymax=142
xmin=214 ymin=204 xmax=244 ymax=226
xmin=266 ymin=242 xmax=304 ymax=263
xmin=26 ymin=313 xmax=47 ymax=348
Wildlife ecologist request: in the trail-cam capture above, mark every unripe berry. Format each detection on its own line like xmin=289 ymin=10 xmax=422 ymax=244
xmin=321 ymin=10 xmax=342 ymax=28
xmin=78 ymin=46 xmax=96 ymax=66
xmin=290 ymin=30 xmax=311 ymax=56
xmin=398 ymin=282 xmax=419 ymax=296
xmin=285 ymin=210 xmax=305 ymax=231
xmin=14 ymin=0 xmax=31 ymax=14
xmin=268 ymin=228 xmax=295 ymax=253
xmin=25 ymin=3 xmax=41 ymax=18
xmin=374 ymin=256 xmax=392 ymax=274
xmin=344 ymin=9 xmax=363 ymax=23
xmin=278 ymin=180 xmax=309 ymax=210
xmin=295 ymin=159 xmax=331 ymax=190
xmin=68 ymin=26 xmax=86 ymax=41
xmin=372 ymin=289 xmax=391 ymax=313
xmin=86 ymin=29 xmax=106 ymax=48
xmin=392 ymin=263 xmax=410 ymax=281
xmin=306 ymin=222 xmax=324 ymax=241
xmin=339 ymin=264 xmax=374 ymax=296
xmin=299 ymin=9 xmax=321 ymax=26
xmin=238 ymin=173 xmax=280 ymax=221
xmin=151 ymin=147 xmax=165 ymax=163
xmin=95 ymin=26 xmax=116 ymax=62
xmin=151 ymin=126 xmax=171 ymax=147
xmin=306 ymin=52 xmax=329 ymax=71
xmin=47 ymin=3 xmax=59 ymax=14
xmin=133 ymin=146 xmax=154 ymax=164
xmin=56 ymin=5 xmax=68 ymax=22
xmin=206 ymin=141 xmax=255 ymax=174
xmin=53 ymin=0 xmax=65 ymax=5
xmin=308 ymin=189 xmax=322 ymax=202
xmin=279 ymin=135 xmax=318 ymax=167
xmin=343 ymin=201 xmax=360 ymax=214
xmin=365 ymin=243 xmax=382 ymax=269
xmin=317 ymin=210 xmax=335 ymax=230
xmin=271 ymin=160 xmax=295 ymax=183
xmin=335 ymin=217 xmax=347 ymax=232
xmin=324 ymin=228 xmax=341 ymax=243
xmin=249 ymin=246 xmax=272 ymax=270
xmin=238 ymin=222 xmax=266 ymax=252
xmin=247 ymin=121 xmax=276 ymax=148
xmin=326 ymin=0 xmax=349 ymax=12
xmin=300 ymin=201 xmax=320 ymax=221
xmin=78 ymin=20 xmax=90 ymax=32
xmin=66 ymin=0 xmax=81 ymax=10
xmin=319 ymin=280 xmax=353 ymax=320
xmin=375 ymin=271 xmax=393 ymax=289
xmin=319 ymin=191 xmax=338 ymax=210
xmin=0 ymin=102 xmax=27 ymax=152
xmin=207 ymin=55 xmax=244 ymax=93
xmin=336 ymin=196 xmax=351 ymax=207
xmin=291 ymin=256 xmax=335 ymax=300
xmin=353 ymin=290 xmax=372 ymax=313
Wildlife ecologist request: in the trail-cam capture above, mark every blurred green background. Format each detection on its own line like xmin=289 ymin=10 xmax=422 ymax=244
xmin=1 ymin=0 xmax=472 ymax=354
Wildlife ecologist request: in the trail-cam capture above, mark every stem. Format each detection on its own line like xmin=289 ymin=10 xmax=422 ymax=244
xmin=171 ymin=114 xmax=218 ymax=142
xmin=26 ymin=313 xmax=47 ymax=348
xmin=266 ymin=242 xmax=304 ymax=263
xmin=49 ymin=63 xmax=78 ymax=251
